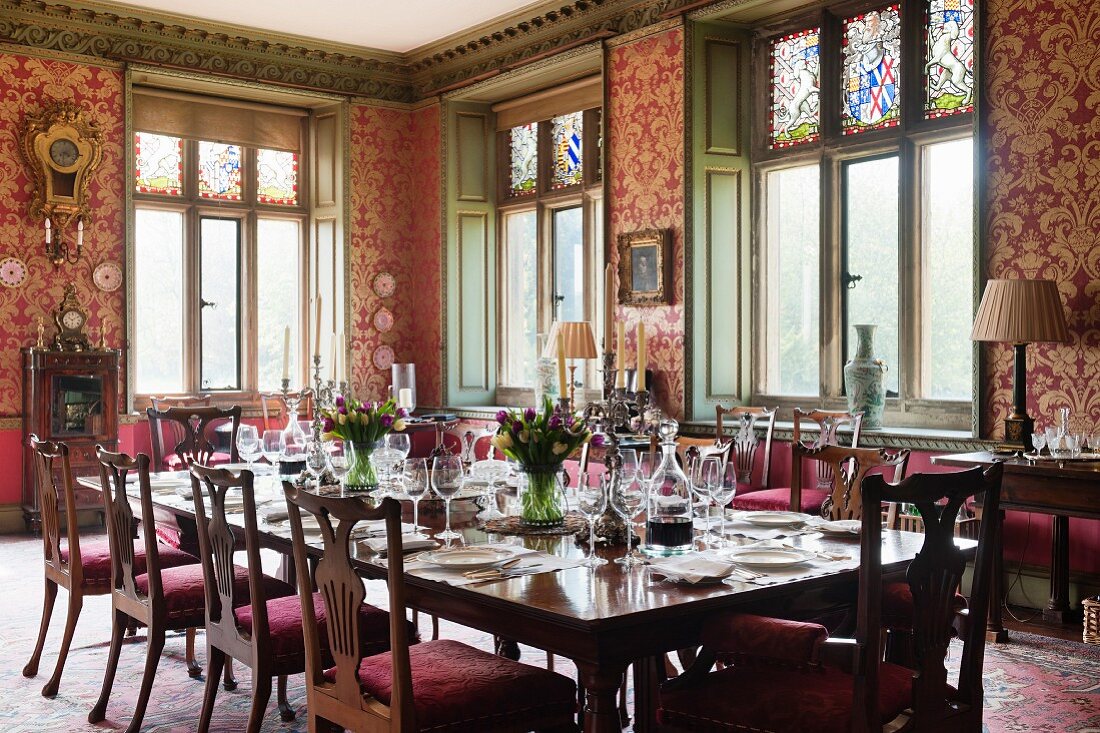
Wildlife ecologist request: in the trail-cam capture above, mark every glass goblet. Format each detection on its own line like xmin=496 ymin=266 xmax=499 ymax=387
xmin=697 ymin=456 xmax=723 ymax=548
xmin=327 ymin=441 xmax=350 ymax=489
xmin=386 ymin=432 xmax=411 ymax=460
xmin=707 ymin=461 xmax=738 ymax=548
xmin=261 ymin=429 xmax=285 ymax=469
xmin=401 ymin=458 xmax=429 ymax=535
xmin=236 ymin=424 xmax=261 ymax=469
xmin=612 ymin=475 xmax=647 ymax=567
xmin=577 ymin=473 xmax=608 ymax=567
xmin=431 ymin=454 xmax=464 ymax=544
xmin=1031 ymin=432 xmax=1047 ymax=456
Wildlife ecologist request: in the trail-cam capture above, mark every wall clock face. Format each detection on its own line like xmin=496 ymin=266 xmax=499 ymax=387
xmin=49 ymin=138 xmax=79 ymax=167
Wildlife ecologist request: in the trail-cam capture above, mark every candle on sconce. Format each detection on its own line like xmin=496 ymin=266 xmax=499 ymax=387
xmin=313 ymin=295 xmax=322 ymax=356
xmin=556 ymin=329 xmax=567 ymax=398
xmin=616 ymin=322 xmax=625 ymax=389
xmin=636 ymin=322 xmax=647 ymax=392
xmin=44 ymin=218 xmax=51 ymax=244
xmin=76 ymin=218 xmax=83 ymax=248
xmin=282 ymin=326 xmax=290 ymax=380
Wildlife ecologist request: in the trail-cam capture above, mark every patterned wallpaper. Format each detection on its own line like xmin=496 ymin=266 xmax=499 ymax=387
xmin=0 ymin=52 xmax=125 ymax=418
xmin=607 ymin=27 xmax=686 ymax=420
xmin=348 ymin=103 xmax=442 ymax=407
xmin=983 ymin=0 xmax=1100 ymax=436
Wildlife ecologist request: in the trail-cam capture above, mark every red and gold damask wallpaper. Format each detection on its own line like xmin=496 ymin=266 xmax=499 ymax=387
xmin=983 ymin=0 xmax=1100 ymax=436
xmin=348 ymin=103 xmax=442 ymax=407
xmin=607 ymin=27 xmax=686 ymax=419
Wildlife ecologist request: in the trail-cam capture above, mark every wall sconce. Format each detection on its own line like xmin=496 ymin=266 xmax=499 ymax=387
xmin=44 ymin=214 xmax=84 ymax=267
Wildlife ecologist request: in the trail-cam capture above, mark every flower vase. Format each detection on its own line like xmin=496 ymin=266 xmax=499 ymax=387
xmin=519 ymin=465 xmax=567 ymax=528
xmin=344 ymin=441 xmax=379 ymax=492
xmin=843 ymin=324 xmax=888 ymax=430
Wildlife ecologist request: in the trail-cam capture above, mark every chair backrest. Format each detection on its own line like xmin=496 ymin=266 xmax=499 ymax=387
xmin=715 ymin=405 xmax=778 ymax=489
xmin=29 ymin=435 xmax=81 ymax=583
xmin=283 ymin=483 xmax=413 ymax=730
xmin=791 ymin=408 xmax=863 ymax=493
xmin=190 ymin=463 xmax=267 ymax=655
xmin=792 ymin=443 xmax=909 ymax=519
xmin=149 ymin=395 xmax=212 ymax=465
xmin=260 ymin=391 xmax=313 ymax=433
xmin=147 ymin=404 xmax=241 ymax=470
xmin=853 ymin=463 xmax=1003 ymax=731
xmin=97 ymin=447 xmax=162 ymax=605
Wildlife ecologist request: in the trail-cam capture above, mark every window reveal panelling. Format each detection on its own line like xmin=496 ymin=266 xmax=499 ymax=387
xmin=457 ymin=112 xmax=490 ymax=202
xmin=458 ymin=211 xmax=491 ymax=391
xmin=704 ymin=168 xmax=743 ymax=400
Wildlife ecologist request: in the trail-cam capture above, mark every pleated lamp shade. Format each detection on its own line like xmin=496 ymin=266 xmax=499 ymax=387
xmin=971 ymin=279 xmax=1070 ymax=344
xmin=543 ymin=321 xmax=599 ymax=359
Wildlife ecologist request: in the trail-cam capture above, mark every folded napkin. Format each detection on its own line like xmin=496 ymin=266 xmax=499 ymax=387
xmin=363 ymin=535 xmax=438 ymax=555
xmin=648 ymin=556 xmax=736 ymax=584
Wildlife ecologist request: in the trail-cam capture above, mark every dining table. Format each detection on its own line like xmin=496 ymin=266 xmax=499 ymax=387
xmin=76 ymin=466 xmax=962 ymax=733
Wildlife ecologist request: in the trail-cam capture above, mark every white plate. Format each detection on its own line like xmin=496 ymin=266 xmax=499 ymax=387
xmin=374 ymin=486 xmax=483 ymax=502
xmin=418 ymin=547 xmax=514 ymax=570
xmin=740 ymin=511 xmax=810 ymax=527
xmin=721 ymin=547 xmax=813 ymax=568
xmin=816 ymin=519 xmax=861 ymax=535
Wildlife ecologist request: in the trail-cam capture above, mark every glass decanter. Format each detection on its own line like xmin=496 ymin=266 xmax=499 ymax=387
xmin=279 ymin=395 xmax=309 ymax=477
xmin=641 ymin=418 xmax=695 ymax=557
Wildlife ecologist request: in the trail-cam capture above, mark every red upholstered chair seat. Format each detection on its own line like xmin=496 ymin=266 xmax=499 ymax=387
xmin=658 ymin=659 xmax=916 ymax=733
xmin=163 ymin=451 xmax=232 ymax=471
xmin=235 ymin=591 xmax=414 ymax=675
xmin=882 ymin=581 xmax=967 ymax=630
xmin=731 ymin=487 xmax=829 ymax=514
xmin=135 ymin=563 xmax=294 ymax=629
xmin=61 ymin=538 xmax=197 ymax=589
xmin=324 ymin=639 xmax=576 ymax=732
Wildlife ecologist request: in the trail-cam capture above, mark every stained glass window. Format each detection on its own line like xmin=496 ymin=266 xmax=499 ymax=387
xmin=925 ymin=0 xmax=975 ymax=118
xmin=841 ymin=5 xmax=902 ymax=135
xmin=198 ymin=141 xmax=243 ymax=201
xmin=509 ymin=123 xmax=538 ymax=197
xmin=770 ymin=29 xmax=822 ymax=149
xmin=256 ymin=148 xmax=298 ymax=205
xmin=550 ymin=112 xmax=583 ymax=189
xmin=134 ymin=132 xmax=183 ymax=196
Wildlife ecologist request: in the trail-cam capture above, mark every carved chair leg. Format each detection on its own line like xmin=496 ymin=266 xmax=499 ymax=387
xmin=42 ymin=588 xmax=82 ymax=697
xmin=126 ymin=625 xmax=165 ymax=733
xmin=223 ymin=658 xmax=238 ymax=690
xmin=89 ymin=608 xmax=127 ymax=723
xmin=125 ymin=617 xmax=138 ymax=637
xmin=197 ymin=646 xmax=226 ymax=733
xmin=185 ymin=627 xmax=202 ymax=678
xmin=23 ymin=578 xmax=57 ymax=678
xmin=246 ymin=673 xmax=272 ymax=733
xmin=431 ymin=613 xmax=440 ymax=640
xmin=277 ymin=674 xmax=296 ymax=721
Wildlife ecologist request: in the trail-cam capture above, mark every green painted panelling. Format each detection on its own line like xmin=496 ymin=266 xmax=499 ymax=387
xmin=706 ymin=169 xmax=741 ymax=398
xmin=458 ymin=212 xmax=489 ymax=390
xmin=705 ymin=40 xmax=742 ymax=155
xmin=456 ymin=112 xmax=488 ymax=202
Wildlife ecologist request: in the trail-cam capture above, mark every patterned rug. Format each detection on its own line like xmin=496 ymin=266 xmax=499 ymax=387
xmin=1 ymin=533 xmax=1097 ymax=732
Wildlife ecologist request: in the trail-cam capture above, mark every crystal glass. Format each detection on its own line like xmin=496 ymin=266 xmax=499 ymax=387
xmin=261 ymin=429 xmax=285 ymax=467
xmin=236 ymin=424 xmax=261 ymax=469
xmin=619 ymin=448 xmax=639 ymax=486
xmin=470 ymin=457 xmax=509 ymax=521
xmin=281 ymin=430 xmax=307 ymax=477
xmin=402 ymin=458 xmax=429 ymax=534
xmin=432 ymin=454 xmax=464 ymax=543
xmin=386 ymin=432 xmax=411 ymax=461
xmin=642 ymin=419 xmax=695 ymax=557
xmin=372 ymin=445 xmax=405 ymax=492
xmin=708 ymin=461 xmax=738 ymax=548
xmin=1031 ymin=432 xmax=1046 ymax=455
xmin=612 ymin=473 xmax=647 ymax=567
xmin=305 ymin=440 xmax=327 ymax=486
xmin=696 ymin=456 xmax=723 ymax=548
xmin=327 ymin=441 xmax=350 ymax=488
xmin=577 ymin=473 xmax=609 ymax=567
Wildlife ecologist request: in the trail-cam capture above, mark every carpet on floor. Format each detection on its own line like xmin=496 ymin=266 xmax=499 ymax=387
xmin=1 ymin=533 xmax=1097 ymax=732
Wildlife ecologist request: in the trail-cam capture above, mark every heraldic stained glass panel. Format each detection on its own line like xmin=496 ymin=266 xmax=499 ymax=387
xmin=841 ymin=5 xmax=902 ymax=135
xmin=925 ymin=0 xmax=975 ymax=118
xmin=256 ymin=148 xmax=298 ymax=205
xmin=550 ymin=112 xmax=584 ymax=189
xmin=198 ymin=141 xmax=243 ymax=201
xmin=134 ymin=132 xmax=183 ymax=196
xmin=770 ymin=28 xmax=822 ymax=149
xmin=509 ymin=123 xmax=538 ymax=197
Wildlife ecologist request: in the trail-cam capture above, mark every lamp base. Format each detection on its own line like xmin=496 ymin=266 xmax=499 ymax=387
xmin=998 ymin=414 xmax=1034 ymax=453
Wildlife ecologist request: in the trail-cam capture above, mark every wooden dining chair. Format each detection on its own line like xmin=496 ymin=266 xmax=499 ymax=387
xmin=657 ymin=462 xmax=1004 ymax=733
xmin=88 ymin=447 xmax=209 ymax=732
xmin=282 ymin=483 xmax=580 ymax=733
xmin=792 ymin=443 xmax=909 ymax=521
xmin=715 ymin=404 xmax=777 ymax=490
xmin=732 ymin=408 xmax=863 ymax=514
xmin=147 ymin=403 xmax=241 ymax=472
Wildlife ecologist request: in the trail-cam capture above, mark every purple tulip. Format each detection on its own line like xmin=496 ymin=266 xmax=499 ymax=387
xmin=381 ymin=414 xmax=394 ymax=428
xmin=548 ymin=414 xmax=562 ymax=430
xmin=338 ymin=405 xmax=348 ymax=415
xmin=496 ymin=409 xmax=509 ymax=425
xmin=335 ymin=395 xmax=345 ymax=408
xmin=511 ymin=420 xmax=523 ymax=434
xmin=357 ymin=405 xmax=368 ymax=414
xmin=591 ymin=434 xmax=606 ymax=448
xmin=524 ymin=407 xmax=537 ymax=422
xmin=397 ymin=407 xmax=409 ymax=418
xmin=323 ymin=417 xmax=335 ymax=433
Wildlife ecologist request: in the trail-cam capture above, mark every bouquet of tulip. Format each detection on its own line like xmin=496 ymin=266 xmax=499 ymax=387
xmin=320 ymin=396 xmax=407 ymax=490
xmin=491 ymin=398 xmax=604 ymax=526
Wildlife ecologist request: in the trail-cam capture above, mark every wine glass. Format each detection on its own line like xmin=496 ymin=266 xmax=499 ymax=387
xmin=432 ymin=454 xmax=464 ymax=544
xmin=1031 ymin=432 xmax=1047 ymax=456
xmin=707 ymin=461 xmax=738 ymax=548
xmin=372 ymin=446 xmax=404 ymax=493
xmin=327 ymin=441 xmax=350 ymax=489
xmin=305 ymin=440 xmax=328 ymax=487
xmin=261 ymin=429 xmax=285 ymax=469
xmin=386 ymin=432 xmax=411 ymax=461
xmin=619 ymin=449 xmax=638 ymax=486
xmin=577 ymin=472 xmax=608 ymax=567
xmin=236 ymin=425 xmax=261 ymax=470
xmin=612 ymin=473 xmax=647 ymax=566
xmin=697 ymin=457 xmax=723 ymax=547
xmin=401 ymin=458 xmax=429 ymax=535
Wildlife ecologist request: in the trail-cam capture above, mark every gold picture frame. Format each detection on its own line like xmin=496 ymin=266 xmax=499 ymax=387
xmin=617 ymin=228 xmax=671 ymax=306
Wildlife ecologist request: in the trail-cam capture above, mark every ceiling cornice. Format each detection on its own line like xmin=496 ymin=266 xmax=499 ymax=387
xmin=0 ymin=0 xmax=720 ymax=102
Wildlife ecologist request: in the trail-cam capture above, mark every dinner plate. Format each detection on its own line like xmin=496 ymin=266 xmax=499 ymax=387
xmin=721 ymin=547 xmax=813 ymax=568
xmin=373 ymin=486 xmax=483 ymax=502
xmin=418 ymin=547 xmax=514 ymax=570
xmin=740 ymin=511 xmax=809 ymax=527
xmin=816 ymin=519 xmax=861 ymax=535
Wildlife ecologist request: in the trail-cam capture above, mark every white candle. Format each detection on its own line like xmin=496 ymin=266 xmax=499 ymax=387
xmin=329 ymin=333 xmax=336 ymax=381
xmin=76 ymin=217 xmax=83 ymax=248
xmin=44 ymin=217 xmax=51 ymax=244
xmin=556 ymin=330 xmax=567 ymax=397
xmin=336 ymin=330 xmax=345 ymax=383
xmin=636 ymin=322 xmax=646 ymax=392
xmin=398 ymin=388 xmax=413 ymax=409
xmin=616 ymin=322 xmax=625 ymax=389
xmin=604 ymin=263 xmax=615 ymax=348
xmin=313 ymin=295 xmax=322 ymax=356
xmin=282 ymin=326 xmax=290 ymax=380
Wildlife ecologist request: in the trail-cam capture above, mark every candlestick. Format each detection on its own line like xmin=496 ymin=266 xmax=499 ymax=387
xmin=604 ymin=263 xmax=615 ymax=347
xmin=556 ymin=330 xmax=567 ymax=399
xmin=313 ymin=295 xmax=322 ymax=356
xmin=636 ymin=323 xmax=646 ymax=392
xmin=282 ymin=326 xmax=290 ymax=380
xmin=44 ymin=218 xmax=51 ymax=244
xmin=616 ymin=322 xmax=625 ymax=389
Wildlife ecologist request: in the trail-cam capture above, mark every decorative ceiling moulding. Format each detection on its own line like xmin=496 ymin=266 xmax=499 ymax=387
xmin=605 ymin=15 xmax=683 ymax=47
xmin=442 ymin=41 xmax=602 ymax=105
xmin=0 ymin=0 xmax=418 ymax=102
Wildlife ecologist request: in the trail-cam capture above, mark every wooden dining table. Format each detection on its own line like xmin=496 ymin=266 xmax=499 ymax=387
xmin=76 ymin=467 xmax=954 ymax=733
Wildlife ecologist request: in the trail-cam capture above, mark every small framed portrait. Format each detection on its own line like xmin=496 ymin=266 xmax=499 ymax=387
xmin=617 ymin=228 xmax=671 ymax=306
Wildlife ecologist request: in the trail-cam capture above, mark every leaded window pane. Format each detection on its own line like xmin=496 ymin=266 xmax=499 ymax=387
xmin=134 ymin=132 xmax=183 ymax=196
xmin=841 ymin=6 xmax=902 ymax=135
xmin=509 ymin=123 xmax=538 ymax=197
xmin=770 ymin=29 xmax=821 ymax=149
xmin=925 ymin=0 xmax=975 ymax=118
xmin=256 ymin=148 xmax=298 ymax=205
xmin=550 ymin=112 xmax=583 ymax=189
xmin=198 ymin=141 xmax=243 ymax=201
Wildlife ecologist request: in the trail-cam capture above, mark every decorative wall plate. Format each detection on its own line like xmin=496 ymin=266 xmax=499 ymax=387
xmin=92 ymin=261 xmax=123 ymax=292
xmin=373 ymin=271 xmax=396 ymax=298
xmin=372 ymin=344 xmax=395 ymax=370
xmin=373 ymin=307 xmax=394 ymax=333
xmin=0 ymin=257 xmax=27 ymax=288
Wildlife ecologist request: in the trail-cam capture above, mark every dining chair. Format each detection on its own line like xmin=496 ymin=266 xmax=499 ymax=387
xmin=282 ymin=483 xmax=580 ymax=733
xmin=88 ymin=447 xmax=213 ymax=732
xmin=191 ymin=464 xmax=403 ymax=732
xmin=22 ymin=436 xmax=195 ymax=698
xmin=731 ymin=408 xmax=863 ymax=514
xmin=147 ymin=403 xmax=241 ymax=472
xmin=657 ymin=462 xmax=1004 ymax=733
xmin=714 ymin=404 xmax=777 ymax=490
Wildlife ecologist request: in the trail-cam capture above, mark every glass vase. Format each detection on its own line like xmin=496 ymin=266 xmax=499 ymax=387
xmin=519 ymin=465 xmax=567 ymax=528
xmin=344 ymin=441 xmax=379 ymax=492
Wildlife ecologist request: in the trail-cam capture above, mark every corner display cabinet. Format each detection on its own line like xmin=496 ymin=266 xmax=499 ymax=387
xmin=21 ymin=346 xmax=120 ymax=532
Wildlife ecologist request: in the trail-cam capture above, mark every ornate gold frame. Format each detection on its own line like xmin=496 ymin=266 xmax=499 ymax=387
xmin=20 ymin=100 xmax=104 ymax=230
xmin=618 ymin=228 xmax=671 ymax=306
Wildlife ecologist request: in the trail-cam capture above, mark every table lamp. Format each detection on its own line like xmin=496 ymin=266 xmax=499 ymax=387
xmin=971 ymin=278 xmax=1069 ymax=452
xmin=543 ymin=321 xmax=598 ymax=411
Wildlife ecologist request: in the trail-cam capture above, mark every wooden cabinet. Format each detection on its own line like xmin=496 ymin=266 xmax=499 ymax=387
xmin=21 ymin=347 xmax=120 ymax=532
